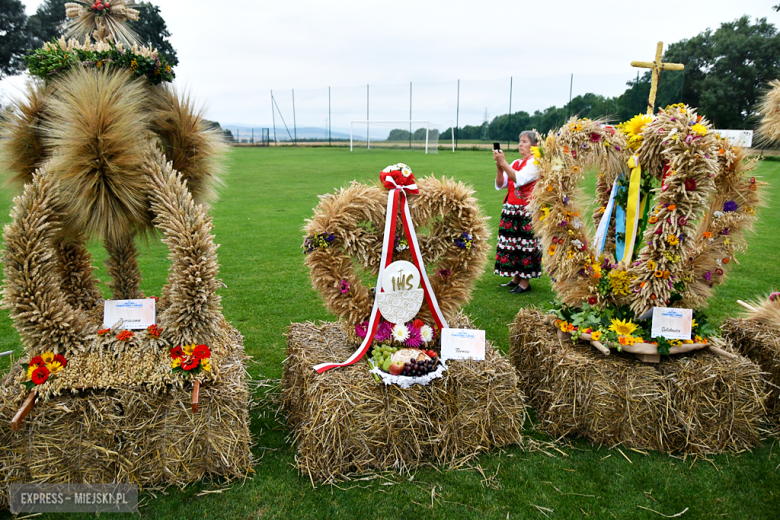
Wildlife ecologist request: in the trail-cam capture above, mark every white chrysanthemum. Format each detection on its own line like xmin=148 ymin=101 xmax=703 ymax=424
xmin=382 ymin=165 xmax=393 ymax=173
xmin=713 ymin=211 xmax=724 ymax=219
xmin=391 ymin=323 xmax=410 ymax=342
xmin=420 ymin=325 xmax=434 ymax=343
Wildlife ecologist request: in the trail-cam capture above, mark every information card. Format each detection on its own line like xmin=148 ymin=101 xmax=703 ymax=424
xmin=650 ymin=307 xmax=693 ymax=341
xmin=103 ymin=299 xmax=156 ymax=330
xmin=441 ymin=328 xmax=486 ymax=361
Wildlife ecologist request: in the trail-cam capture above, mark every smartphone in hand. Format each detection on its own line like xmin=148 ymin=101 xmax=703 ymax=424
xmin=493 ymin=142 xmax=501 ymax=151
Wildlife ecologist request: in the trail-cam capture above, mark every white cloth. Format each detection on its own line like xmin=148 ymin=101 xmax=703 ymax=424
xmin=495 ymin=158 xmax=539 ymax=189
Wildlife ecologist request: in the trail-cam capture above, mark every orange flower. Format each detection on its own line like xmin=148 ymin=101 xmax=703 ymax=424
xmin=702 ymin=231 xmax=712 ymax=239
xmin=546 ymin=184 xmax=553 ymax=191
xmin=654 ymin=270 xmax=664 ymax=278
xmin=563 ymin=146 xmax=570 ymax=154
xmin=572 ymin=166 xmax=580 ymax=173
xmin=718 ymin=148 xmax=725 ymax=155
xmin=663 ymin=270 xmax=671 ymax=279
xmin=650 ymin=294 xmax=657 ymax=300
xmin=723 ymin=257 xmax=730 ymax=264
xmin=117 ymin=330 xmax=134 ymax=341
xmin=548 ymin=245 xmax=557 ymax=256
xmin=667 ymin=204 xmax=677 ymax=211
xmin=648 ymin=216 xmax=658 ymax=224
xmin=640 ymin=281 xmax=646 ymax=288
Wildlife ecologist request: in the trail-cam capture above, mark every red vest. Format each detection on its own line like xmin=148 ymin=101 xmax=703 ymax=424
xmin=504 ymin=157 xmax=537 ymax=206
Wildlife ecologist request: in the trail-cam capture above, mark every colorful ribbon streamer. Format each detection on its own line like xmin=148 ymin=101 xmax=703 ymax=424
xmin=594 ymin=179 xmax=619 ymax=255
xmin=621 ymin=154 xmax=644 ymax=264
xmin=313 ymin=180 xmax=448 ymax=374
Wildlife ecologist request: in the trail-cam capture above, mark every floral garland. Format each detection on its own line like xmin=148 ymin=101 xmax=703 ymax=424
xmin=170 ymin=343 xmax=212 ymax=375
xmin=531 ymin=106 xmax=762 ymax=356
xmin=26 ymin=38 xmax=175 ymax=85
xmin=302 ymin=232 xmax=335 ymax=254
xmin=20 ymin=352 xmax=68 ymax=390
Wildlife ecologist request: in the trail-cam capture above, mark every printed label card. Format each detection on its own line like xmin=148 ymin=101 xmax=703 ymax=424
xmin=441 ymin=328 xmax=486 ymax=361
xmin=650 ymin=307 xmax=693 ymax=341
xmin=103 ymin=299 xmax=156 ymax=330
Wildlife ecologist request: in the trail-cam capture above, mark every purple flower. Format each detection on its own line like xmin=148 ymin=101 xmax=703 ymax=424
xmin=438 ymin=268 xmax=450 ymax=278
xmin=770 ymin=292 xmax=780 ymax=302
xmin=563 ymin=196 xmax=570 ymax=206
xmin=355 ymin=321 xmax=368 ymax=338
xmin=339 ymin=279 xmax=349 ymax=294
xmin=723 ymin=200 xmax=738 ymax=212
xmin=404 ymin=326 xmax=424 ymax=348
xmin=704 ymin=271 xmax=712 ymax=282
xmin=721 ymin=228 xmax=730 ymax=236
xmin=375 ymin=321 xmax=392 ymax=342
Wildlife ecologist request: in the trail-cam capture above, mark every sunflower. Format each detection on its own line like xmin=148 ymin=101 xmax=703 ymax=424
xmin=618 ymin=114 xmax=653 ymax=149
xmin=609 ymin=318 xmax=639 ymax=336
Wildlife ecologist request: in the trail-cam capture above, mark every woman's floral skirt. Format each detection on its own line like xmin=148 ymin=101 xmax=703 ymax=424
xmin=494 ymin=202 xmax=541 ymax=279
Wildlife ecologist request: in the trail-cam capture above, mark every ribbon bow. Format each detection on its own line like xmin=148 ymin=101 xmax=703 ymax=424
xmin=380 ymin=163 xmax=419 ymax=193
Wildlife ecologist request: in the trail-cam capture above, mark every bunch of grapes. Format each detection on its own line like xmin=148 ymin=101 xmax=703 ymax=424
xmin=371 ymin=345 xmax=399 ymax=372
xmin=402 ymin=357 xmax=439 ymax=377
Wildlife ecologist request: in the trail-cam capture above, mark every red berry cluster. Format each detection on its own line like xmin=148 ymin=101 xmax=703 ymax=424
xmin=91 ymin=1 xmax=110 ymax=12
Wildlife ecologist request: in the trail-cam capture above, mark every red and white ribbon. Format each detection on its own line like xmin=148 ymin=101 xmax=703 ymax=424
xmin=313 ymin=180 xmax=448 ymax=374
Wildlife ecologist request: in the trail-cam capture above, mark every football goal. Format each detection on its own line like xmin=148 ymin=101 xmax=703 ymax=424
xmin=350 ymin=120 xmax=454 ymax=153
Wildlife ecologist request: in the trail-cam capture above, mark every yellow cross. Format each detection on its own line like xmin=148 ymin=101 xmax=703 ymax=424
xmin=630 ymin=42 xmax=685 ymax=115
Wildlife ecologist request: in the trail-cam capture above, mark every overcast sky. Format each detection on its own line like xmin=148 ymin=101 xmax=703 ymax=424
xmin=3 ymin=0 xmax=779 ymax=133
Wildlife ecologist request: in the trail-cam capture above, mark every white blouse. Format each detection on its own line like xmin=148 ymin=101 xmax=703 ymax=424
xmin=495 ymin=158 xmax=540 ymax=190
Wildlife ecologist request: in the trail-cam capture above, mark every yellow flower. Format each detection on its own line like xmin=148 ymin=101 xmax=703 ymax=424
xmin=531 ymin=146 xmax=541 ymax=159
xmin=27 ymin=364 xmax=37 ymax=380
xmin=647 ymin=260 xmax=656 ymax=271
xmin=691 ymin=319 xmax=698 ymax=329
xmin=548 ymin=244 xmax=557 ymax=256
xmin=539 ymin=206 xmax=551 ymax=222
xmin=609 ymin=318 xmax=638 ymax=336
xmin=557 ymin=320 xmax=570 ymax=332
xmin=45 ymin=360 xmax=63 ymax=374
xmin=41 ymin=352 xmax=55 ymax=364
xmin=201 ymin=358 xmax=211 ymax=371
xmin=183 ymin=344 xmax=195 ymax=356
xmin=691 ymin=123 xmax=707 ymax=136
xmin=172 ymin=357 xmax=182 ymax=369
xmin=591 ymin=330 xmax=602 ymax=341
xmin=670 ymin=339 xmax=683 ymax=347
xmin=619 ymin=114 xmax=653 ymax=149
xmin=667 ymin=234 xmax=679 ymax=246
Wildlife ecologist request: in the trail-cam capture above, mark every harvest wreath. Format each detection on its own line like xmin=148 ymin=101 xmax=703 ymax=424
xmin=529 ymin=104 xmax=763 ymax=360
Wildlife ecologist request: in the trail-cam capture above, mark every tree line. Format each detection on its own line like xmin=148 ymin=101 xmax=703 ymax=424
xmin=442 ymin=16 xmax=780 ymax=141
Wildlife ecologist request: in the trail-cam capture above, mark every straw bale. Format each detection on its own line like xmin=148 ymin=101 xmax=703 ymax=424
xmin=281 ymin=313 xmax=526 ymax=483
xmin=0 ymin=328 xmax=252 ymax=508
xmin=722 ymin=318 xmax=780 ymax=422
xmin=510 ymin=308 xmax=767 ymax=454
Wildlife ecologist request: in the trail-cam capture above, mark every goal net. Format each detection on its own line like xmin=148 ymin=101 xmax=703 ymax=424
xmin=350 ymin=121 xmax=454 ymax=153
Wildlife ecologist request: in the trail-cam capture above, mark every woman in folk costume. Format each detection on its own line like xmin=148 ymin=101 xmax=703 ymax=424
xmin=492 ymin=130 xmax=542 ymax=293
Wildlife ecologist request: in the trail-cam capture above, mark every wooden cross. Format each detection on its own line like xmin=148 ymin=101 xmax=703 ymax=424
xmin=631 ymin=42 xmax=684 ymax=115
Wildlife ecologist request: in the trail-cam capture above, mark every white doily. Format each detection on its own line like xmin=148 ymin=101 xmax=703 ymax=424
xmin=369 ymin=360 xmax=448 ymax=389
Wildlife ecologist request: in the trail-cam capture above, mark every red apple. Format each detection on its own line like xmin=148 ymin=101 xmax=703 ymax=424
xmin=388 ymin=362 xmax=404 ymax=376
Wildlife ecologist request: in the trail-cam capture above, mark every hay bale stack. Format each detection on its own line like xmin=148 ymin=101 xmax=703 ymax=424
xmin=0 ymin=324 xmax=252 ymax=507
xmin=722 ymin=318 xmax=780 ymax=423
xmin=281 ymin=315 xmax=526 ymax=483
xmin=510 ymin=308 xmax=767 ymax=454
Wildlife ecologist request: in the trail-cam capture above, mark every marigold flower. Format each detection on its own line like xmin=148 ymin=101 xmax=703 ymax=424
xmin=703 ymin=231 xmax=712 ymax=239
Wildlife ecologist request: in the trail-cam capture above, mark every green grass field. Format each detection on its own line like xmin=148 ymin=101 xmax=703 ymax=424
xmin=0 ymin=147 xmax=779 ymax=519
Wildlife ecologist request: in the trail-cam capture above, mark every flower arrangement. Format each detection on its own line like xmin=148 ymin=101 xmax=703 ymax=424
xmin=455 ymin=232 xmax=473 ymax=250
xmin=116 ymin=329 xmax=134 ymax=341
xmin=380 ymin=163 xmax=415 ymax=188
xmin=302 ymin=231 xmax=336 ymax=254
xmin=21 ymin=352 xmax=68 ymax=390
xmin=552 ymin=300 xmax=715 ymax=356
xmin=146 ymin=324 xmax=162 ymax=338
xmin=170 ymin=344 xmax=212 ymax=375
xmin=25 ymin=37 xmax=175 ymax=85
